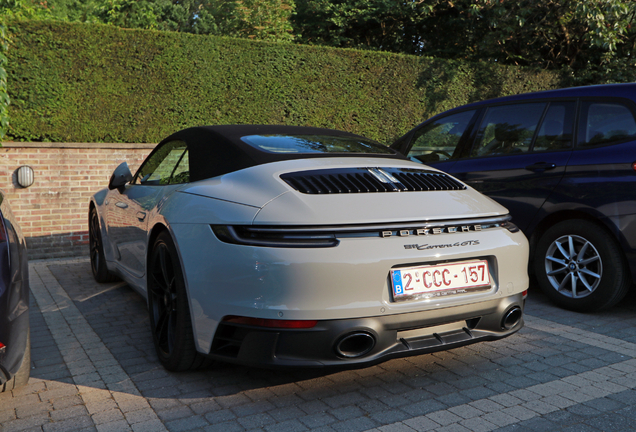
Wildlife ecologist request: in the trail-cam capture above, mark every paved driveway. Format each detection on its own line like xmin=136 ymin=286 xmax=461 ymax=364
xmin=2 ymin=258 xmax=636 ymax=432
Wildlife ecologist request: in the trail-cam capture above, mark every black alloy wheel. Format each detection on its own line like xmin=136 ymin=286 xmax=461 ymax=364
xmin=89 ymin=208 xmax=116 ymax=283
xmin=147 ymin=231 xmax=213 ymax=371
xmin=534 ymin=219 xmax=630 ymax=312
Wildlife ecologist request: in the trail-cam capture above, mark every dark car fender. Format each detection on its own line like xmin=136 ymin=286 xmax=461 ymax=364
xmin=0 ymin=200 xmax=30 ymax=383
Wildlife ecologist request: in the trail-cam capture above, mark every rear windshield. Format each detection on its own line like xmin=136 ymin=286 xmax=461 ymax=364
xmin=241 ymin=134 xmax=393 ymax=154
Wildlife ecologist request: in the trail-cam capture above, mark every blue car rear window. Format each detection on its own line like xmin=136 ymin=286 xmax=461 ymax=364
xmin=580 ymin=102 xmax=636 ymax=147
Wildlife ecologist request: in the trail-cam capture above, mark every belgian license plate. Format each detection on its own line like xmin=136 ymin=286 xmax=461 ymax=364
xmin=391 ymin=260 xmax=491 ymax=300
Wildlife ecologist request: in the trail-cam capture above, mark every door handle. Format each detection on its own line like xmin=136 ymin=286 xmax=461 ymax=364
xmin=115 ymin=202 xmax=128 ymax=209
xmin=136 ymin=212 xmax=146 ymax=222
xmin=525 ymin=162 xmax=556 ymax=172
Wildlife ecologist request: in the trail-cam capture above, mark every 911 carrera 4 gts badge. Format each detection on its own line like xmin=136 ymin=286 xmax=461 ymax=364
xmin=404 ymin=240 xmax=480 ymax=250
xmin=382 ymin=224 xmax=482 ymax=238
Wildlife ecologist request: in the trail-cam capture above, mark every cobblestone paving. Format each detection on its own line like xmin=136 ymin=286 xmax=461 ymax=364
xmin=3 ymin=258 xmax=636 ymax=431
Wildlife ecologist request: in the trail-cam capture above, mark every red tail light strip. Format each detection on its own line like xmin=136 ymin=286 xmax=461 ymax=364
xmin=223 ymin=316 xmax=317 ymax=329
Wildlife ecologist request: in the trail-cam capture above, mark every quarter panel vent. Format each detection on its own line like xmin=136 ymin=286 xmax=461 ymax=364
xmin=280 ymin=168 xmax=466 ymax=194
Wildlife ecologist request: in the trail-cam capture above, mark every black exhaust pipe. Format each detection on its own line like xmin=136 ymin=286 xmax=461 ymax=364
xmin=335 ymin=332 xmax=375 ymax=358
xmin=501 ymin=306 xmax=522 ymax=330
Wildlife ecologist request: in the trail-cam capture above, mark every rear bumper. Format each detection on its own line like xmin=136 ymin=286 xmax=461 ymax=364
xmin=208 ymin=292 xmax=524 ymax=368
xmin=172 ymin=222 xmax=529 ymax=355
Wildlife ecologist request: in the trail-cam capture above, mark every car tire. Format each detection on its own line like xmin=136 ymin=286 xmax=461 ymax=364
xmin=1 ymin=326 xmax=30 ymax=392
xmin=148 ymin=231 xmax=214 ymax=371
xmin=534 ymin=219 xmax=630 ymax=312
xmin=89 ymin=208 xmax=117 ymax=283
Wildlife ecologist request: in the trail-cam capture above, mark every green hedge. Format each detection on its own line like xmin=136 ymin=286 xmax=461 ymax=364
xmin=6 ymin=20 xmax=563 ymax=144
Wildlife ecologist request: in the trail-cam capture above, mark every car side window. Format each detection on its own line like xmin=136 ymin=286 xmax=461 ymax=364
xmin=532 ymin=101 xmax=576 ymax=152
xmin=407 ymin=110 xmax=476 ymax=163
xmin=170 ymin=149 xmax=190 ymax=184
xmin=134 ymin=140 xmax=189 ymax=185
xmin=472 ymin=103 xmax=546 ymax=157
xmin=578 ymin=101 xmax=636 ymax=147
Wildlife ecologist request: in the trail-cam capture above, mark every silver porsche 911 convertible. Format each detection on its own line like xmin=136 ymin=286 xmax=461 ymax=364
xmin=89 ymin=125 xmax=529 ymax=371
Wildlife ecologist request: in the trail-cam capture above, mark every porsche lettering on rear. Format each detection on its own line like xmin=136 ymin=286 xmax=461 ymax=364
xmin=382 ymin=224 xmax=483 ymax=238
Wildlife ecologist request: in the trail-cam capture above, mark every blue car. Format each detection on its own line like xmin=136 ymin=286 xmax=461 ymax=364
xmin=392 ymin=83 xmax=636 ymax=312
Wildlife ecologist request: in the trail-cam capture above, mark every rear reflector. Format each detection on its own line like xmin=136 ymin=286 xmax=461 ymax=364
xmin=0 ymin=342 xmax=5 ymax=354
xmin=522 ymin=290 xmax=528 ymax=298
xmin=223 ymin=316 xmax=317 ymax=329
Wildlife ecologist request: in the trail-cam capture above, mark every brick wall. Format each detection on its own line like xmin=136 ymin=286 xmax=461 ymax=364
xmin=0 ymin=143 xmax=154 ymax=260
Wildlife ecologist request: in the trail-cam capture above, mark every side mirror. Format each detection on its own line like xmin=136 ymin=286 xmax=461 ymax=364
xmin=108 ymin=162 xmax=133 ymax=190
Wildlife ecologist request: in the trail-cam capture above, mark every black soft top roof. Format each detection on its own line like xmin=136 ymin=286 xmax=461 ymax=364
xmin=157 ymin=125 xmax=404 ymax=182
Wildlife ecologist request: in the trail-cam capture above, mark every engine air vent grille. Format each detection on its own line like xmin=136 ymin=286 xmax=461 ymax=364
xmin=280 ymin=167 xmax=466 ymax=194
